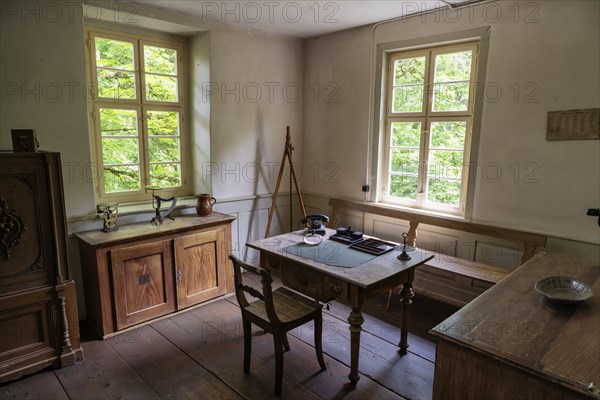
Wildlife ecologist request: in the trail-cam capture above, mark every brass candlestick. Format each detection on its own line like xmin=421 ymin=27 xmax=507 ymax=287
xmin=397 ymin=232 xmax=412 ymax=261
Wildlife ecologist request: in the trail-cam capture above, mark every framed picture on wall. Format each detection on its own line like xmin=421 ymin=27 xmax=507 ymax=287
xmin=11 ymin=129 xmax=39 ymax=152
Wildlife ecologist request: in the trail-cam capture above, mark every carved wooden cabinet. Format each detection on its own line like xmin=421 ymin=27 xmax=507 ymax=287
xmin=0 ymin=152 xmax=83 ymax=383
xmin=75 ymin=213 xmax=234 ymax=338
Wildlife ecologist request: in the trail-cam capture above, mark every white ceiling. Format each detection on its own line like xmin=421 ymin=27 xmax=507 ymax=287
xmin=132 ymin=0 xmax=476 ymax=38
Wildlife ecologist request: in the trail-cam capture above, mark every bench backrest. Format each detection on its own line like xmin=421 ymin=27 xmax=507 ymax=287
xmin=329 ymin=198 xmax=547 ymax=264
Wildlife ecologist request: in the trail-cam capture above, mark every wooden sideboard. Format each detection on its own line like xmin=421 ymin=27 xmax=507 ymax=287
xmin=431 ymin=252 xmax=600 ymax=399
xmin=75 ymin=213 xmax=235 ymax=338
xmin=0 ymin=152 xmax=83 ymax=383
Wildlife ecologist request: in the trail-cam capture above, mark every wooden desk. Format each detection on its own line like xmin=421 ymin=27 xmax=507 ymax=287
xmin=431 ymin=252 xmax=600 ymax=399
xmin=246 ymin=230 xmax=433 ymax=384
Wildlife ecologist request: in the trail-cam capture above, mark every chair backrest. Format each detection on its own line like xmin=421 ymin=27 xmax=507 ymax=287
xmin=228 ymin=255 xmax=280 ymax=324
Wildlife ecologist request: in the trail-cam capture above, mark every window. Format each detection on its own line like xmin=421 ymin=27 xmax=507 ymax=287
xmin=381 ymin=42 xmax=479 ymax=214
xmin=85 ymin=29 xmax=188 ymax=203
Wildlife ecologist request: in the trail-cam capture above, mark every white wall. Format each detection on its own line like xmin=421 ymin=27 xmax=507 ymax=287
xmin=208 ymin=29 xmax=304 ymax=200
xmin=188 ymin=31 xmax=212 ymax=196
xmin=1 ymin=2 xmax=304 ymax=217
xmin=0 ymin=2 xmax=96 ymax=218
xmin=1 ymin=1 xmax=304 ymax=318
xmin=302 ymin=1 xmax=600 ymax=245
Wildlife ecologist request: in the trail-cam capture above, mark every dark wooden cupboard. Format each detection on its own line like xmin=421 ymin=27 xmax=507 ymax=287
xmin=0 ymin=152 xmax=83 ymax=383
xmin=75 ymin=213 xmax=235 ymax=338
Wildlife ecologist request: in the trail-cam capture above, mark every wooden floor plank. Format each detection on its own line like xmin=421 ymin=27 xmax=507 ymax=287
xmin=370 ymin=289 xmax=459 ymax=342
xmin=234 ymin=273 xmax=443 ymax=363
xmin=216 ymin=298 xmax=406 ymax=400
xmin=1 ymin=282 xmax=449 ymax=400
xmin=289 ymin=310 xmax=434 ymax=400
xmin=151 ymin=301 xmax=321 ymax=399
xmin=0 ymin=370 xmax=68 ymax=400
xmin=235 ymin=315 xmax=406 ymax=400
xmin=107 ymin=324 xmax=244 ymax=400
xmin=324 ymin=295 xmax=438 ymax=363
xmin=55 ymin=339 xmax=159 ymax=400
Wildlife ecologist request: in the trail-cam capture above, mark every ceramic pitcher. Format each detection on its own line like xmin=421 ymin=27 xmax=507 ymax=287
xmin=196 ymin=194 xmax=216 ymax=216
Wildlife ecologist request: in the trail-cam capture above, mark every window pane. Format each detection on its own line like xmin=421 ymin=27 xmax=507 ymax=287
xmin=390 ymin=175 xmax=418 ymax=200
xmin=430 ymin=121 xmax=466 ymax=149
xmin=150 ymin=163 xmax=181 ymax=188
xmin=147 ymin=111 xmax=179 ymax=136
xmin=97 ymin=69 xmax=136 ymax=99
xmin=434 ymin=51 xmax=472 ymax=83
xmin=391 ymin=149 xmax=419 ymax=174
xmin=392 ymin=121 xmax=421 ymax=147
xmin=149 ymin=138 xmax=180 ymax=163
xmin=433 ymin=50 xmax=472 ymax=112
xmin=104 ymin=165 xmax=141 ymax=193
xmin=144 ymin=45 xmax=177 ymax=75
xmin=428 ymin=150 xmax=464 ymax=180
xmin=102 ymin=138 xmax=140 ymax=165
xmin=433 ymin=82 xmax=470 ymax=112
xmin=427 ymin=178 xmax=461 ymax=206
xmin=394 ymin=57 xmax=425 ymax=85
xmin=393 ymin=85 xmax=423 ymax=113
xmin=95 ymin=37 xmax=134 ymax=70
xmin=100 ymin=108 xmax=138 ymax=136
xmin=145 ymin=74 xmax=178 ymax=102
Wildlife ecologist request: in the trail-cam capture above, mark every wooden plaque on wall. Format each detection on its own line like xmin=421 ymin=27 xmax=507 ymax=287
xmin=547 ymin=108 xmax=600 ymax=140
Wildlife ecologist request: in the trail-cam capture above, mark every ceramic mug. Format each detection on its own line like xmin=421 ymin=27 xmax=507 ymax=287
xmin=196 ymin=194 xmax=216 ymax=216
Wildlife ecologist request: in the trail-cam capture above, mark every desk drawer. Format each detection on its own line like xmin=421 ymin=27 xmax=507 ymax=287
xmin=260 ymin=253 xmax=282 ymax=272
xmin=324 ymin=276 xmax=348 ymax=301
xmin=282 ymin=263 xmax=322 ymax=300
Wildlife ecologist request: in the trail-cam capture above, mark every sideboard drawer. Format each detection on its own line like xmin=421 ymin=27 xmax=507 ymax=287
xmin=282 ymin=262 xmax=323 ymax=300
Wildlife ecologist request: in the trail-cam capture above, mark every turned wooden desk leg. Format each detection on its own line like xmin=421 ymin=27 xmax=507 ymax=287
xmin=347 ymin=307 xmax=364 ymax=384
xmin=398 ymin=281 xmax=414 ymax=355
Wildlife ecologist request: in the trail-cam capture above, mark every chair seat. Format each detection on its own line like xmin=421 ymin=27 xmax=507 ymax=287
xmin=245 ymin=287 xmax=321 ymax=325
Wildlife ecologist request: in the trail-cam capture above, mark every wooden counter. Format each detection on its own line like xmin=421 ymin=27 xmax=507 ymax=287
xmin=431 ymin=252 xmax=600 ymax=399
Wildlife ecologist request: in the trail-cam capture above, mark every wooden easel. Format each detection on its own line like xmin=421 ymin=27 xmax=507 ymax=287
xmin=265 ymin=127 xmax=307 ymax=238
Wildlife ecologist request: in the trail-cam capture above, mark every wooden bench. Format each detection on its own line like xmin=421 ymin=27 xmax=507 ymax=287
xmin=328 ymin=198 xmax=548 ymax=307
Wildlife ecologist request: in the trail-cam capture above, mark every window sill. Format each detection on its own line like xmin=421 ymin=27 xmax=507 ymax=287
xmin=375 ymin=201 xmax=469 ymax=222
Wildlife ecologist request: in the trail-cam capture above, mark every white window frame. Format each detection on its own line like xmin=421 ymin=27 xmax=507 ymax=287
xmin=84 ymin=27 xmax=189 ymax=204
xmin=373 ymin=28 xmax=490 ymax=218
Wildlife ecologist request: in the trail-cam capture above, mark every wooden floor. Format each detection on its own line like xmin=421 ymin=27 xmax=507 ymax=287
xmin=0 ymin=282 xmax=458 ymax=400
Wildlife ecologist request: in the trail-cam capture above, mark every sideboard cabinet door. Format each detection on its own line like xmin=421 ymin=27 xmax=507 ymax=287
xmin=111 ymin=240 xmax=176 ymax=330
xmin=175 ymin=228 xmax=227 ymax=308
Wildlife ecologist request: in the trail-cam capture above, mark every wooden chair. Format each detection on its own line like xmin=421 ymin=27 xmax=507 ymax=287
xmin=229 ymin=255 xmax=327 ymax=395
